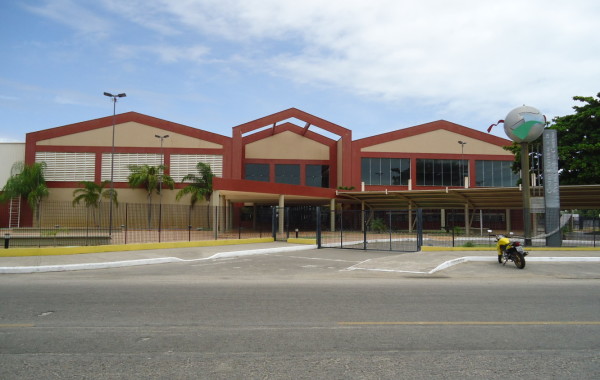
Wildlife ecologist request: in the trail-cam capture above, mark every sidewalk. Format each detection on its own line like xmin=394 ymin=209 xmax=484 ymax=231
xmin=1 ymin=241 xmax=599 ymax=274
xmin=0 ymin=241 xmax=317 ymax=274
xmin=345 ymin=249 xmax=600 ymax=274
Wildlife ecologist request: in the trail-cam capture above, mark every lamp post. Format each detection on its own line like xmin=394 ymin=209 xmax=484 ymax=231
xmin=103 ymin=92 xmax=126 ymax=237
xmin=154 ymin=134 xmax=170 ymax=200
xmin=155 ymin=134 xmax=169 ymax=242
xmin=458 ymin=140 xmax=467 ymax=187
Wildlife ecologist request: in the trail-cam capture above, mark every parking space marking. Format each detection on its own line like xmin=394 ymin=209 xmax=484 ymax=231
xmin=273 ymin=254 xmax=361 ymax=264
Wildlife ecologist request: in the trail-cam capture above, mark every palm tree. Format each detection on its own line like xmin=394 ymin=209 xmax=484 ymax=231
xmin=176 ymin=162 xmax=214 ymax=208
xmin=176 ymin=162 xmax=214 ymax=230
xmin=127 ymin=164 xmax=174 ymax=227
xmin=0 ymin=162 xmax=48 ymax=224
xmin=72 ymin=180 xmax=118 ymax=227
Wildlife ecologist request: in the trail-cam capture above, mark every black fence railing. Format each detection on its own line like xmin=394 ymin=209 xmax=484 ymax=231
xmin=0 ymin=201 xmax=267 ymax=248
xmin=319 ymin=209 xmax=421 ymax=252
xmin=1 ymin=201 xmax=598 ymax=249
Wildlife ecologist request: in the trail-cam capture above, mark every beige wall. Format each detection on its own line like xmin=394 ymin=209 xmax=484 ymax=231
xmin=47 ymin=187 xmax=207 ymax=206
xmin=37 ymin=122 xmax=222 ymax=149
xmin=245 ymin=131 xmax=329 ymax=160
xmin=362 ymin=129 xmax=508 ymax=155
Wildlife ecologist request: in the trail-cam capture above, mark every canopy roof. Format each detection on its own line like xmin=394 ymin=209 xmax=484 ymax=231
xmin=337 ymin=185 xmax=600 ymax=210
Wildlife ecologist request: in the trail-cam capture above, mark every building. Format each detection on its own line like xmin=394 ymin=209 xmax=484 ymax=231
xmin=0 ymin=107 xmax=530 ymax=232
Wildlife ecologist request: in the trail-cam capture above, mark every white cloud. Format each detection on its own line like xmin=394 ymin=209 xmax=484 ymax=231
xmin=23 ymin=0 xmax=112 ymax=37
xmin=113 ymin=0 xmax=598 ymax=123
xmin=22 ymin=0 xmax=600 ymax=127
xmin=114 ymin=44 xmax=210 ymax=64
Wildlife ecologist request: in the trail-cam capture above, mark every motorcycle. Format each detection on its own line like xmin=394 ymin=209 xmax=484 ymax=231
xmin=495 ymin=234 xmax=528 ymax=269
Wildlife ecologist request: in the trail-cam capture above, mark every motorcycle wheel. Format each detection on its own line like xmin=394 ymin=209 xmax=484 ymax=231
xmin=513 ymin=252 xmax=526 ymax=269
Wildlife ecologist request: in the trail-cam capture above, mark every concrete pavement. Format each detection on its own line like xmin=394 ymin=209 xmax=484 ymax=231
xmin=1 ymin=240 xmax=600 ymax=274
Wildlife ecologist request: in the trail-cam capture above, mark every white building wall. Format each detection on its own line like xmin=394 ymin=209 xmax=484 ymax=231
xmin=0 ymin=143 xmax=25 ymax=185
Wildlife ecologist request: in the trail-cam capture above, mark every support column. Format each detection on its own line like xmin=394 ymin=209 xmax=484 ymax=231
xmin=505 ymin=209 xmax=511 ymax=233
xmin=464 ymin=204 xmax=470 ymax=236
xmin=227 ymin=200 xmax=232 ymax=230
xmin=278 ymin=195 xmax=285 ymax=234
xmin=330 ymin=198 xmax=335 ymax=232
xmin=408 ymin=202 xmax=413 ymax=232
xmin=361 ymin=201 xmax=365 ymax=232
xmin=521 ymin=142 xmax=532 ymax=245
xmin=440 ymin=209 xmax=446 ymax=231
xmin=211 ymin=190 xmax=220 ymax=238
xmin=219 ymin=194 xmax=226 ymax=234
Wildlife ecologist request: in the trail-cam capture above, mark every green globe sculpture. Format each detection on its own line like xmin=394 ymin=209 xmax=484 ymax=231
xmin=503 ymin=106 xmax=545 ymax=143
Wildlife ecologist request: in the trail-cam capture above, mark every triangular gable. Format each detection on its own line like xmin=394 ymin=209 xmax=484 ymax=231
xmin=233 ymin=108 xmax=351 ymax=139
xmin=356 ymin=120 xmax=512 ymax=155
xmin=231 ymin=108 xmax=353 ymax=184
xmin=27 ymin=112 xmax=230 ymax=148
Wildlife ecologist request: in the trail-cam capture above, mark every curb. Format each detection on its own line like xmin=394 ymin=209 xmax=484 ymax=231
xmin=0 ymin=237 xmax=276 ymax=257
xmin=0 ymin=244 xmax=317 ymax=274
xmin=347 ymin=256 xmax=600 ymax=275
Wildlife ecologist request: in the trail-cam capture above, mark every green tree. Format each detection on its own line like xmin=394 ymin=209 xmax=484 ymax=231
xmin=175 ymin=162 xmax=214 ymax=208
xmin=504 ymin=92 xmax=600 ymax=185
xmin=502 ymin=139 xmax=543 ymax=186
xmin=127 ymin=164 xmax=174 ymax=226
xmin=176 ymin=162 xmax=214 ymax=228
xmin=0 ymin=162 xmax=48 ymax=220
xmin=551 ymin=93 xmax=600 ymax=185
xmin=72 ymin=180 xmax=118 ymax=226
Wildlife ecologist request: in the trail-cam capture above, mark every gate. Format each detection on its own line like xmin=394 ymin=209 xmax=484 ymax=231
xmin=320 ymin=208 xmax=423 ymax=252
xmin=271 ymin=206 xmax=321 ymax=241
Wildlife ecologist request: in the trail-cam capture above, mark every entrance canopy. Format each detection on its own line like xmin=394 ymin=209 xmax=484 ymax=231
xmin=337 ymin=185 xmax=600 ymax=210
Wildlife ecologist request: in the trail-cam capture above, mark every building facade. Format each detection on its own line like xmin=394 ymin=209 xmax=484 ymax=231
xmin=3 ymin=108 xmax=519 ymax=229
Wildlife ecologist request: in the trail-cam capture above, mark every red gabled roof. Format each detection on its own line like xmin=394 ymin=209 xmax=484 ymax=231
xmin=232 ymin=107 xmax=351 ymax=139
xmin=26 ymin=111 xmax=230 ymax=145
xmin=354 ymin=120 xmax=511 ymax=149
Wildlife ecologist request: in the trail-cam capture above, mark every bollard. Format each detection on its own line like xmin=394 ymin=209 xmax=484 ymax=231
xmin=295 ymin=228 xmax=299 ymax=238
xmin=4 ymin=233 xmax=10 ymax=249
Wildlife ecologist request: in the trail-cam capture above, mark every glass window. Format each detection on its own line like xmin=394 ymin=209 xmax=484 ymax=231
xmin=245 ymin=163 xmax=270 ymax=182
xmin=417 ymin=159 xmax=468 ymax=186
xmin=361 ymin=158 xmax=410 ymax=186
xmin=475 ymin=160 xmax=518 ymax=187
xmin=361 ymin=158 xmax=371 ymax=184
xmin=306 ymin=165 xmax=330 ymax=188
xmin=275 ymin=164 xmax=300 ymax=185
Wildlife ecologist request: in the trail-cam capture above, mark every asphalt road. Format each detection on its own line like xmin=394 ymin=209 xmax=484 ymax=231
xmin=1 ymin=248 xmax=600 ymax=379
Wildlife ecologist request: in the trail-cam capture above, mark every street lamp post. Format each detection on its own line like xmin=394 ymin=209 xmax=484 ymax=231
xmin=458 ymin=140 xmax=467 ymax=188
xmin=155 ymin=134 xmax=169 ymax=242
xmin=103 ymin=92 xmax=126 ymax=237
xmin=154 ymin=134 xmax=170 ymax=201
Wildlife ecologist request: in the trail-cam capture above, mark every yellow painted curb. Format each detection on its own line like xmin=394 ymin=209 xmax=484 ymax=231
xmin=287 ymin=238 xmax=317 ymax=245
xmin=421 ymin=246 xmax=495 ymax=251
xmin=0 ymin=237 xmax=275 ymax=257
xmin=421 ymin=246 xmax=600 ymax=252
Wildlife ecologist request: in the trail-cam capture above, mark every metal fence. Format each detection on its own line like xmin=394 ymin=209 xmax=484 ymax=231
xmin=1 ymin=201 xmax=598 ymax=249
xmin=319 ymin=208 xmax=421 ymax=252
xmin=1 ymin=201 xmax=268 ymax=248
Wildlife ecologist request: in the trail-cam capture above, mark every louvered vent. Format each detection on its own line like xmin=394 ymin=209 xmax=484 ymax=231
xmin=170 ymin=154 xmax=223 ymax=181
xmin=101 ymin=153 xmax=161 ymax=182
xmin=35 ymin=152 xmax=95 ymax=181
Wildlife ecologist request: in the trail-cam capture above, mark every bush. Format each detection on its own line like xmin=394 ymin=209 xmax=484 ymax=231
xmin=370 ymin=218 xmax=387 ymax=233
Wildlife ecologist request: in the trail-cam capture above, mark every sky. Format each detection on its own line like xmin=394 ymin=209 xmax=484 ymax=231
xmin=1 ymin=0 xmax=599 ymax=143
